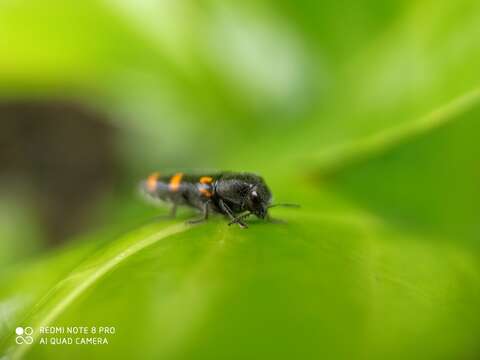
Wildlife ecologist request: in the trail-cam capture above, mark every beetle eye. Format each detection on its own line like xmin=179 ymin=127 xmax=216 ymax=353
xmin=250 ymin=190 xmax=261 ymax=204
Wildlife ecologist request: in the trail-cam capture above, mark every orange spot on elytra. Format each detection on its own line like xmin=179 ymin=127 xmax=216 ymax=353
xmin=198 ymin=176 xmax=213 ymax=197
xmin=199 ymin=188 xmax=213 ymax=197
xmin=169 ymin=172 xmax=184 ymax=192
xmin=199 ymin=176 xmax=213 ymax=184
xmin=146 ymin=172 xmax=161 ymax=192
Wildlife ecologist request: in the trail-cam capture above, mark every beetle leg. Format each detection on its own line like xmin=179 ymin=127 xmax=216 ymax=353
xmin=186 ymin=200 xmax=210 ymax=225
xmin=219 ymin=199 xmax=248 ymax=229
xmin=169 ymin=203 xmax=178 ymax=218
xmin=152 ymin=203 xmax=177 ymax=221
xmin=228 ymin=211 xmax=252 ymax=226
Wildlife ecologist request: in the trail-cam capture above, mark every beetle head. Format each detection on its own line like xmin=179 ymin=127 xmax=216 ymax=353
xmin=245 ymin=182 xmax=271 ymax=219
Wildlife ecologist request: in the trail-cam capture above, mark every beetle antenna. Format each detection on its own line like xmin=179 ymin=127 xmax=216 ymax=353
xmin=268 ymin=203 xmax=300 ymax=209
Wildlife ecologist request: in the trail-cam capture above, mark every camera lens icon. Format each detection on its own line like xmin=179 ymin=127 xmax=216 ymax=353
xmin=15 ymin=327 xmax=34 ymax=345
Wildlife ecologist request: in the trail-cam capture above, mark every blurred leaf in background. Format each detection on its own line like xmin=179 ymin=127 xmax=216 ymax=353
xmin=0 ymin=0 xmax=480 ymax=359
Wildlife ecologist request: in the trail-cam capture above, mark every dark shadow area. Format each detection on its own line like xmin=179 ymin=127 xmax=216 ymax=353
xmin=0 ymin=101 xmax=118 ymax=247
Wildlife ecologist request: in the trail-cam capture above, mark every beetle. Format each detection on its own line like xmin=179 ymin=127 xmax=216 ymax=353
xmin=140 ymin=171 xmax=297 ymax=228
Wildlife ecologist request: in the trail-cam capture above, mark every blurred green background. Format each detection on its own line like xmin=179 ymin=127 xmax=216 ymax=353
xmin=0 ymin=0 xmax=480 ymax=359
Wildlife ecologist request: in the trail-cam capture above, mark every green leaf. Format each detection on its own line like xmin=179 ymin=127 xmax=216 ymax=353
xmin=1 ymin=191 xmax=480 ymax=359
xmin=1 ymin=222 xmax=189 ymax=359
xmin=1 ymin=0 xmax=480 ymax=359
xmin=313 ymin=88 xmax=480 ymax=243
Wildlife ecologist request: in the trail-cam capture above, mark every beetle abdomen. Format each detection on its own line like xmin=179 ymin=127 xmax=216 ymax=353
xmin=142 ymin=172 xmax=217 ymax=208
